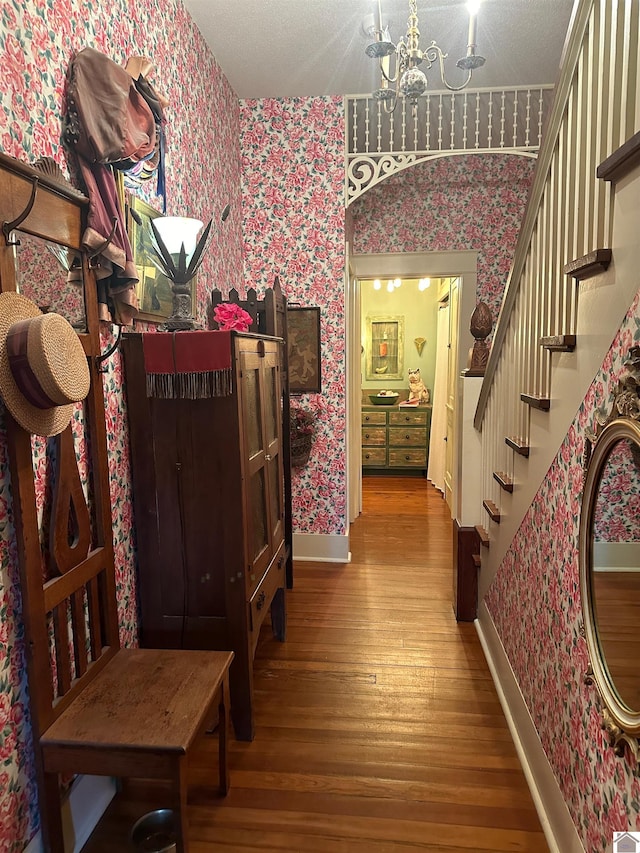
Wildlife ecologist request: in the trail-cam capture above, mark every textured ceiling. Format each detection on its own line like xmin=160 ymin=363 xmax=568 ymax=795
xmin=182 ymin=0 xmax=575 ymax=99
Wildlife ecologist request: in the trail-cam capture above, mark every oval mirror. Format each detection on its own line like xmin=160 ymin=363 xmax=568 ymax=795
xmin=579 ymin=413 xmax=640 ymax=757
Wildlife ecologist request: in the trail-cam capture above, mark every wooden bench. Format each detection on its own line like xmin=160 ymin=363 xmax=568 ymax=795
xmin=0 ymin=151 xmax=233 ymax=853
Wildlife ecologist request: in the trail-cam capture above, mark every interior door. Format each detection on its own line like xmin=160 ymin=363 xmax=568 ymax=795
xmin=238 ymin=338 xmax=283 ymax=593
xmin=444 ymin=278 xmax=459 ymax=512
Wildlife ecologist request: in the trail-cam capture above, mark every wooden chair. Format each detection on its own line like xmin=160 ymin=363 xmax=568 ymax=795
xmin=0 ymin=152 xmax=232 ymax=853
xmin=211 ymin=278 xmax=294 ymax=589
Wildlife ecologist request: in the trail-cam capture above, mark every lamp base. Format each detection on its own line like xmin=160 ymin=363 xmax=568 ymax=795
xmin=160 ymin=317 xmax=200 ymax=332
xmin=159 ymin=288 xmax=199 ymax=331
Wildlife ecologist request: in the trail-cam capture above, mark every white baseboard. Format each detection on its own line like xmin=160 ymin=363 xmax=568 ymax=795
xmin=25 ymin=775 xmax=117 ymax=853
xmin=476 ymin=602 xmax=585 ymax=853
xmin=292 ymin=532 xmax=350 ymax=563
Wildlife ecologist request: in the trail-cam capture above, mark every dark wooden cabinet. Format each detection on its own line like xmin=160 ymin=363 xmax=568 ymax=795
xmin=122 ymin=331 xmax=286 ymax=741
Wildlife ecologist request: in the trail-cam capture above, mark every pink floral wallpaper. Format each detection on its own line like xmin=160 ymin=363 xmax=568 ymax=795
xmin=593 ymin=439 xmax=640 ymax=542
xmin=0 ymin=0 xmax=243 ymax=848
xmin=239 ymin=96 xmax=347 ymax=535
xmin=485 ymin=288 xmax=640 ymax=853
xmin=350 ymin=154 xmax=536 ymax=329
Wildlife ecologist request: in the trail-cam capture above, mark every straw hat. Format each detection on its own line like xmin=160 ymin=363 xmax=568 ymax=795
xmin=0 ymin=292 xmax=91 ymax=436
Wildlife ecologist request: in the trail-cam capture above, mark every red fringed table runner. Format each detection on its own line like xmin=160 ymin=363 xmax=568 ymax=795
xmin=141 ymin=331 xmax=233 ymax=398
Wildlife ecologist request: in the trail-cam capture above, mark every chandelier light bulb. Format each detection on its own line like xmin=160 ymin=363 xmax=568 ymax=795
xmin=373 ymin=279 xmax=382 ymax=290
xmin=468 ymin=0 xmax=481 ymax=14
xmin=394 ymin=278 xmax=401 ymax=288
xmin=387 ymin=280 xmax=395 ymax=292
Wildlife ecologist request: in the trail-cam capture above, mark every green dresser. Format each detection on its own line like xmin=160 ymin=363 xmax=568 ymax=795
xmin=361 ymin=404 xmax=432 ymax=471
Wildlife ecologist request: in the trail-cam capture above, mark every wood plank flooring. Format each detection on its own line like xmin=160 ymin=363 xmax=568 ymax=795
xmin=83 ymin=476 xmax=548 ymax=852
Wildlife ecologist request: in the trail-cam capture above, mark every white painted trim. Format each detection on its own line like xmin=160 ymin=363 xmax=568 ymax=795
xmin=593 ymin=541 xmax=640 ymax=571
xmin=25 ymin=775 xmax=117 ymax=853
xmin=476 ymin=602 xmax=585 ymax=853
xmin=292 ymin=533 xmax=350 ymax=563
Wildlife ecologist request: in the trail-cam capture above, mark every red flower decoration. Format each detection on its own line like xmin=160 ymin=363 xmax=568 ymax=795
xmin=213 ymin=302 xmax=253 ymax=332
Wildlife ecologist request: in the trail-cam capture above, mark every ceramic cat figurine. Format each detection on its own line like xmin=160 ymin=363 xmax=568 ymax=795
xmin=408 ymin=368 xmax=430 ymax=403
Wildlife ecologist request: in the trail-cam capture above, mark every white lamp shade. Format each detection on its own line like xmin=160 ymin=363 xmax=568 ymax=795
xmin=154 ymin=216 xmax=204 ymax=261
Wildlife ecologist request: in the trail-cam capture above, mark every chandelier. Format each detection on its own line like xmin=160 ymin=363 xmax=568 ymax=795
xmin=365 ymin=0 xmax=485 ymax=111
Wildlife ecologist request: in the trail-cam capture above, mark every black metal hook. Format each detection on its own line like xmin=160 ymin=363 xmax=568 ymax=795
xmin=95 ymin=325 xmax=123 ymax=373
xmin=88 ymin=217 xmax=119 ymax=267
xmin=2 ymin=176 xmax=39 ymax=245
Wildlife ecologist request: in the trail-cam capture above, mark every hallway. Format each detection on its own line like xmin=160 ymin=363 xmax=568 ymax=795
xmin=86 ymin=477 xmax=548 ymax=851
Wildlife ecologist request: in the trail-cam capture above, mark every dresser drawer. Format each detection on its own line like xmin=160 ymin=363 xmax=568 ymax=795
xmin=388 ymin=427 xmax=427 ymax=447
xmin=361 ymin=410 xmax=387 ymax=426
xmin=389 ymin=410 xmax=428 ymax=427
xmin=362 ymin=447 xmax=387 ymax=466
xmin=362 ymin=426 xmax=386 ymax=446
xmin=388 ymin=448 xmax=428 ymax=467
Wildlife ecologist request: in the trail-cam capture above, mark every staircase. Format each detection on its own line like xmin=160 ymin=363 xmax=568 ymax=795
xmin=473 ymin=0 xmax=640 ymax=600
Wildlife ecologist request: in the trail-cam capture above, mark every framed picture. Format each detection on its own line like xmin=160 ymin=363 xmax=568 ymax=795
xmin=287 ymin=306 xmax=321 ymax=394
xmin=365 ymin=315 xmax=405 ymax=380
xmin=127 ymin=195 xmax=197 ymax=323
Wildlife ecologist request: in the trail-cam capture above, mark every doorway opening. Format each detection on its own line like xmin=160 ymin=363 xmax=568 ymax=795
xmin=346 ymin=251 xmax=478 ymax=526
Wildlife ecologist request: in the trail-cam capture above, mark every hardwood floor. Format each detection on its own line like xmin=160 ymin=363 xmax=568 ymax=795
xmin=83 ymin=476 xmax=548 ymax=852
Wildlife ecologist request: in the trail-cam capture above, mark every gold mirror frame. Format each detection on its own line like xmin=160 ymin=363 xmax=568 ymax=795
xmin=578 ymin=346 xmax=640 ymax=759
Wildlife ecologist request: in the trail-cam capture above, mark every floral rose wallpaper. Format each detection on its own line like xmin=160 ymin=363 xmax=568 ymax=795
xmin=1 ymin=2 xmax=636 ymax=851
xmin=350 ymin=154 xmax=536 ymax=329
xmin=485 ymin=289 xmax=640 ymax=853
xmin=239 ymin=96 xmax=347 ymax=536
xmin=0 ymin=0 xmax=242 ymax=848
xmin=593 ymin=438 xmax=640 ymax=541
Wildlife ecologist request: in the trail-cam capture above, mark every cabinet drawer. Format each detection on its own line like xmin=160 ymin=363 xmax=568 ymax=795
xmin=388 ymin=448 xmax=427 ymax=467
xmin=361 ymin=427 xmax=386 ymax=446
xmin=361 ymin=410 xmax=387 ymax=426
xmin=249 ymin=542 xmax=286 ymax=646
xmin=362 ymin=447 xmax=387 ymax=466
xmin=388 ymin=427 xmax=427 ymax=447
xmin=389 ymin=410 xmax=428 ymax=426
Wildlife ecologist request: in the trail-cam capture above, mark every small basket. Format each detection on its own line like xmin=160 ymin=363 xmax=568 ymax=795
xmin=291 ymin=431 xmax=313 ymax=467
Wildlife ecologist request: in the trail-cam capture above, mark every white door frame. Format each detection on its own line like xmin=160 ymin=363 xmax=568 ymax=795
xmin=347 ymin=251 xmax=478 ymax=522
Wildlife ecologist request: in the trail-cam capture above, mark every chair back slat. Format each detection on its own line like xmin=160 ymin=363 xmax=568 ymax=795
xmin=53 ymin=603 xmax=73 ymax=697
xmin=71 ymin=588 xmax=89 ymax=678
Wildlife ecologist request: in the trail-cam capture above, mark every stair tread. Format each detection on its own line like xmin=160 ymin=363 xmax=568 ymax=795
xmin=493 ymin=471 xmax=514 ymax=493
xmin=563 ymin=248 xmax=612 ymax=280
xmin=597 ymin=131 xmax=640 ymax=183
xmin=505 ymin=436 xmax=530 ymax=457
xmin=475 ymin=525 xmax=490 ymax=547
xmin=472 ymin=553 xmax=482 ymax=568
xmin=521 ymin=393 xmax=551 ymax=411
xmin=483 ymin=499 xmax=501 ymax=523
xmin=540 ymin=334 xmax=576 ymax=352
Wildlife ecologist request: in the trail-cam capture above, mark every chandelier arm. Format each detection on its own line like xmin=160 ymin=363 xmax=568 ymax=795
xmin=428 ymin=44 xmax=473 ymax=92
xmin=379 ymin=57 xmax=398 ymax=84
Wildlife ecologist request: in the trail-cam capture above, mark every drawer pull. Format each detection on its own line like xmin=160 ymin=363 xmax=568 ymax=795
xmin=256 ymin=591 xmax=266 ymax=611
xmin=365 ymin=433 xmax=370 ymax=439
xmin=405 ymin=416 xmax=411 ymax=422
xmin=405 ymin=455 xmax=410 ymax=461
xmin=364 ymin=415 xmax=370 ymax=422
xmin=405 ymin=434 xmax=410 ymax=440
xmin=365 ymin=453 xmax=370 ymax=459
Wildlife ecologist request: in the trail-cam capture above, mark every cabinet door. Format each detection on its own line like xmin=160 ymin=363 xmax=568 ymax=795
xmin=237 ymin=338 xmax=284 ymax=593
